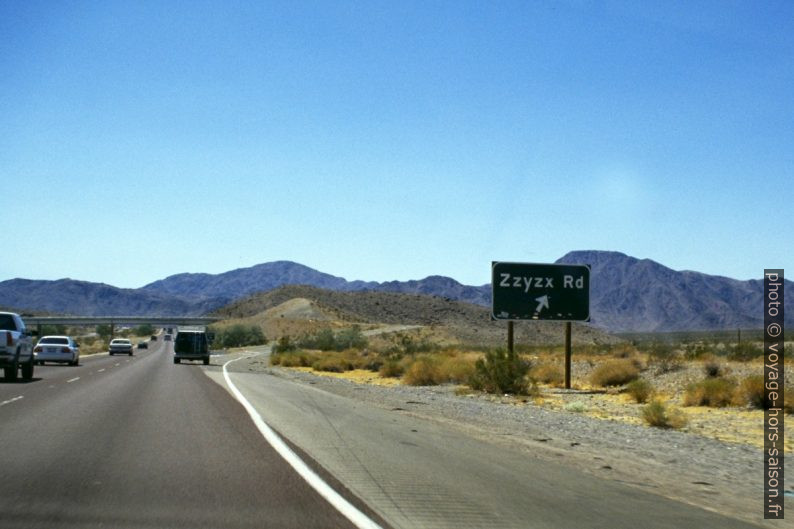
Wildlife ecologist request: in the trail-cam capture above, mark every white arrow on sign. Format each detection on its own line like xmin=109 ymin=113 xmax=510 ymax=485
xmin=534 ymin=295 xmax=549 ymax=313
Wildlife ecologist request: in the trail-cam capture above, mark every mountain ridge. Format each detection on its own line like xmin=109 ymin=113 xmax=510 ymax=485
xmin=1 ymin=251 xmax=789 ymax=332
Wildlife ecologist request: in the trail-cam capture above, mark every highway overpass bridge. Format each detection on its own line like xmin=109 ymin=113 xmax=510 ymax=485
xmin=21 ymin=316 xmax=219 ymax=338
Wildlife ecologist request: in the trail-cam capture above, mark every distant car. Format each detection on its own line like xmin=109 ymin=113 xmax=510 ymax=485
xmin=109 ymin=338 xmax=133 ymax=356
xmin=150 ymin=335 xmax=158 ymax=341
xmin=173 ymin=330 xmax=210 ymax=365
xmin=164 ymin=334 xmax=172 ymax=341
xmin=34 ymin=335 xmax=80 ymax=366
xmin=137 ymin=340 xmax=148 ymax=349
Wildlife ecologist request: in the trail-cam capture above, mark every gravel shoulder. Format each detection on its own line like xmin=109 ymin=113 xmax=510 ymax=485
xmin=236 ymin=352 xmax=790 ymax=528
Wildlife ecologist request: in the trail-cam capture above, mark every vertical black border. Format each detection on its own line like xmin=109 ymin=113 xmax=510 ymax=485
xmin=764 ymin=269 xmax=784 ymax=519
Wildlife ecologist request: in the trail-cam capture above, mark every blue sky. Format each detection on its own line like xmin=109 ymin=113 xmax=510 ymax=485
xmin=2 ymin=0 xmax=792 ymax=288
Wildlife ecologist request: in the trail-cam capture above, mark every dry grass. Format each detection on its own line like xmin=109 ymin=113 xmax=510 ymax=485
xmin=683 ymin=377 xmax=737 ymax=407
xmin=378 ymin=359 xmax=404 ymax=378
xmin=625 ymin=378 xmax=654 ymax=403
xmin=642 ymin=400 xmax=688 ymax=429
xmin=700 ymin=354 xmax=726 ymax=378
xmin=402 ymin=356 xmax=441 ymax=386
xmin=311 ymin=355 xmax=353 ymax=373
xmin=437 ymin=355 xmax=477 ymax=384
xmin=271 ymin=350 xmax=315 ymax=367
xmin=530 ymin=363 xmax=564 ymax=387
xmin=589 ymin=359 xmax=640 ymax=387
xmin=737 ymin=374 xmax=769 ymax=409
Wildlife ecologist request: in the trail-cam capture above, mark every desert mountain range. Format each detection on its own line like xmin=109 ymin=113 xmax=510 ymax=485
xmin=0 ymin=250 xmax=789 ymax=333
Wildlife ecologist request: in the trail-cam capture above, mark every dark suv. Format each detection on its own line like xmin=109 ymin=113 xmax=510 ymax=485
xmin=173 ymin=330 xmax=210 ymax=365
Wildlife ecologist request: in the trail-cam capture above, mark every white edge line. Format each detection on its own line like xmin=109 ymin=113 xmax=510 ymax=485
xmin=222 ymin=355 xmax=382 ymax=529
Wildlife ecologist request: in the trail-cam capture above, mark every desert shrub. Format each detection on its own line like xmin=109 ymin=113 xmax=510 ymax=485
xmin=683 ymin=377 xmax=736 ymax=407
xmin=737 ymin=375 xmax=771 ymax=409
xmin=40 ymin=324 xmax=68 ymax=336
xmin=396 ymin=333 xmax=438 ymax=355
xmin=686 ymin=341 xmax=724 ymax=359
xmin=610 ymin=343 xmax=640 ymax=358
xmin=379 ymin=359 xmax=405 ymax=378
xmin=297 ymin=326 xmax=368 ymax=352
xmin=647 ymin=342 xmax=683 ymax=373
xmin=642 ymin=400 xmax=688 ymax=429
xmin=311 ymin=354 xmax=353 ymax=373
xmin=625 ymin=378 xmax=654 ymax=403
xmin=272 ymin=335 xmax=297 ymax=354
xmin=564 ymin=401 xmax=586 ymax=413
xmin=271 ymin=351 xmax=314 ymax=367
xmin=530 ymin=363 xmax=564 ymax=387
xmin=437 ymin=356 xmax=476 ymax=384
xmin=468 ymin=348 xmax=532 ymax=395
xmin=701 ymin=354 xmax=725 ymax=378
xmin=133 ymin=323 xmax=154 ymax=336
xmin=356 ymin=352 xmax=383 ymax=372
xmin=298 ymin=328 xmax=336 ymax=351
xmin=402 ymin=356 xmax=441 ymax=386
xmin=211 ymin=324 xmax=266 ymax=348
xmin=96 ymin=324 xmax=112 ymax=340
xmin=589 ymin=359 xmax=639 ymax=387
xmin=335 ymin=325 xmax=368 ymax=350
xmin=728 ymin=342 xmax=763 ymax=361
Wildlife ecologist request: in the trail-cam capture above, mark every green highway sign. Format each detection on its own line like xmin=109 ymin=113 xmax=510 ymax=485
xmin=491 ymin=262 xmax=590 ymax=321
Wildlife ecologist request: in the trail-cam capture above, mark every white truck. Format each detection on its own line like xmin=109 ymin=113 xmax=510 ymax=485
xmin=0 ymin=312 xmax=35 ymax=381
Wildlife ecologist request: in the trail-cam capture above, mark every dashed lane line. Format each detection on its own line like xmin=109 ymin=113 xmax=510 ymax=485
xmin=66 ymin=377 xmax=80 ymax=383
xmin=0 ymin=396 xmax=23 ymax=407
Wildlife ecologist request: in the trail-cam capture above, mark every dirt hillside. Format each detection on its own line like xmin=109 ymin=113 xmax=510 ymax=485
xmin=212 ymin=285 xmax=619 ymax=346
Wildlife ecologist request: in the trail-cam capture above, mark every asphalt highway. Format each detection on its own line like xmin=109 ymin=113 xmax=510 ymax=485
xmin=1 ymin=339 xmax=768 ymax=529
xmin=0 ymin=339 xmax=367 ymax=529
xmin=215 ymin=351 xmax=766 ymax=529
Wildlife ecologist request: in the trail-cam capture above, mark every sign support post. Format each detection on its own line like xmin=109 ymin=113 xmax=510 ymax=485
xmin=491 ymin=262 xmax=590 ymax=390
xmin=564 ymin=322 xmax=572 ymax=389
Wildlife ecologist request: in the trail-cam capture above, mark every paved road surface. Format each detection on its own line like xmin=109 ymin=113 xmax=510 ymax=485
xmin=1 ymin=339 xmax=768 ymax=529
xmin=212 ymin=348 xmax=766 ymax=529
xmin=0 ymin=340 xmax=368 ymax=529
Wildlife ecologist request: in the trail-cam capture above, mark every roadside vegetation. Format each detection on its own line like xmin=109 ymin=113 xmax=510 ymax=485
xmin=207 ymin=324 xmax=267 ymax=348
xmin=266 ymin=325 xmax=791 ymax=447
xmin=641 ymin=400 xmax=688 ymax=429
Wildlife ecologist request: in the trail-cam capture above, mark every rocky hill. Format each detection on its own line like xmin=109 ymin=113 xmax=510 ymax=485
xmin=0 ymin=278 xmax=225 ymax=317
xmin=212 ymin=284 xmax=616 ymax=346
xmin=556 ymin=251 xmax=792 ymax=332
xmin=141 ymin=261 xmax=490 ymax=305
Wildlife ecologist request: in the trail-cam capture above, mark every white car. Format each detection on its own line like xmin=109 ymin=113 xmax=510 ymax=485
xmin=109 ymin=338 xmax=134 ymax=356
xmin=34 ymin=335 xmax=80 ymax=366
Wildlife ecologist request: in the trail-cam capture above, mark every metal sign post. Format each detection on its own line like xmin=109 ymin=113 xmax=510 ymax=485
xmin=491 ymin=262 xmax=590 ymax=389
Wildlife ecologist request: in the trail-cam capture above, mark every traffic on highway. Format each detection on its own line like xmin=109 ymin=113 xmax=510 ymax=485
xmin=0 ymin=326 xmax=369 ymax=529
xmin=0 ymin=312 xmax=767 ymax=528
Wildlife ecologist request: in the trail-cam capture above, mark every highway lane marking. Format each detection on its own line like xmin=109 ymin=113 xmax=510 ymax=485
xmin=0 ymin=396 xmax=23 ymax=407
xmin=222 ymin=356 xmax=382 ymax=529
xmin=97 ymin=368 xmax=105 ymax=373
xmin=115 ymin=363 xmax=120 ymax=367
xmin=67 ymin=377 xmax=80 ymax=383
